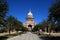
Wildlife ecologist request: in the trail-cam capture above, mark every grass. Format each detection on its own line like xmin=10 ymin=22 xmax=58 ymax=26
xmin=7 ymin=31 xmax=24 ymax=39
xmin=7 ymin=34 xmax=18 ymax=38
xmin=38 ymin=32 xmax=60 ymax=37
xmin=0 ymin=31 xmax=24 ymax=40
xmin=37 ymin=32 xmax=60 ymax=40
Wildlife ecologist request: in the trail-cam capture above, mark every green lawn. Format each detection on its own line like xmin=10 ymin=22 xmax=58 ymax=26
xmin=38 ymin=32 xmax=60 ymax=37
xmin=0 ymin=31 xmax=24 ymax=40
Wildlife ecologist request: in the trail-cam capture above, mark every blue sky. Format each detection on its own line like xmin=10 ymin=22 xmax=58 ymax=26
xmin=7 ymin=0 xmax=56 ymax=24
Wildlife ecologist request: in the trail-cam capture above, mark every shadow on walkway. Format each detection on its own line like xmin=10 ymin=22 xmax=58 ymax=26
xmin=0 ymin=34 xmax=18 ymax=40
xmin=39 ymin=35 xmax=60 ymax=40
xmin=0 ymin=36 xmax=8 ymax=40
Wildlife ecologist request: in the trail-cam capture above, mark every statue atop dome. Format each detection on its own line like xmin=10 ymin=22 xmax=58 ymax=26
xmin=28 ymin=10 xmax=33 ymax=16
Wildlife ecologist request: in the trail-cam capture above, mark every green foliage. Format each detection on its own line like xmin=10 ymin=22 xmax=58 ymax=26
xmin=0 ymin=0 xmax=8 ymax=33
xmin=6 ymin=16 xmax=16 ymax=31
xmin=13 ymin=20 xmax=23 ymax=31
xmin=49 ymin=0 xmax=60 ymax=23
xmin=50 ymin=21 xmax=56 ymax=30
xmin=48 ymin=0 xmax=60 ymax=32
xmin=0 ymin=0 xmax=8 ymax=17
xmin=7 ymin=16 xmax=15 ymax=24
xmin=6 ymin=15 xmax=23 ymax=34
xmin=21 ymin=26 xmax=28 ymax=32
xmin=0 ymin=17 xmax=4 ymax=24
xmin=32 ymin=24 xmax=43 ymax=32
xmin=41 ymin=20 xmax=48 ymax=28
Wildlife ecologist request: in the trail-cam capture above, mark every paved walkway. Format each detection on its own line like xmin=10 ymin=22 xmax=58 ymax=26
xmin=7 ymin=32 xmax=42 ymax=40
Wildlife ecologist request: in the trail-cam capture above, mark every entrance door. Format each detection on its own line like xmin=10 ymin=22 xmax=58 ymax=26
xmin=28 ymin=25 xmax=32 ymax=31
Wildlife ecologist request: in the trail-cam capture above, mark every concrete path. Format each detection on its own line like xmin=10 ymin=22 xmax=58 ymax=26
xmin=7 ymin=32 xmax=42 ymax=40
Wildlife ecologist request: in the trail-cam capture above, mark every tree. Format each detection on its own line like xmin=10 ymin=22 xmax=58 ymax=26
xmin=13 ymin=19 xmax=23 ymax=33
xmin=6 ymin=15 xmax=23 ymax=34
xmin=5 ymin=21 xmax=11 ymax=34
xmin=0 ymin=0 xmax=8 ymax=17
xmin=0 ymin=0 xmax=8 ymax=26
xmin=41 ymin=20 xmax=48 ymax=32
xmin=49 ymin=0 xmax=60 ymax=26
xmin=21 ymin=26 xmax=28 ymax=32
xmin=0 ymin=0 xmax=8 ymax=33
xmin=48 ymin=0 xmax=60 ymax=31
xmin=32 ymin=24 xmax=43 ymax=32
xmin=6 ymin=16 xmax=16 ymax=34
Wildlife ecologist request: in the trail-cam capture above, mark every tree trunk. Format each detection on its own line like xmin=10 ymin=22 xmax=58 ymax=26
xmin=9 ymin=27 xmax=11 ymax=35
xmin=45 ymin=27 xmax=47 ymax=32
xmin=48 ymin=23 xmax=51 ymax=35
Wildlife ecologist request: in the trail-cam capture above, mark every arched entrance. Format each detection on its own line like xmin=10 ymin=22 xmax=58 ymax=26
xmin=28 ymin=25 xmax=32 ymax=31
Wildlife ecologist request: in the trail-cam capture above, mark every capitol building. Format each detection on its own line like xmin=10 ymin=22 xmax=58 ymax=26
xmin=23 ymin=10 xmax=36 ymax=30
